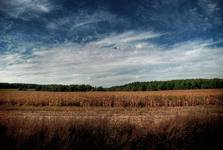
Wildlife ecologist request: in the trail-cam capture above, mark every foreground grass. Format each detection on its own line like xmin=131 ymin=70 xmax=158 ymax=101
xmin=0 ymin=115 xmax=222 ymax=150
xmin=0 ymin=105 xmax=223 ymax=150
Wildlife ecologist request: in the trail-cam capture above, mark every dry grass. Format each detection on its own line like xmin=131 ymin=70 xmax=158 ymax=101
xmin=0 ymin=112 xmax=223 ymax=150
xmin=0 ymin=89 xmax=222 ymax=107
xmin=0 ymin=105 xmax=222 ymax=126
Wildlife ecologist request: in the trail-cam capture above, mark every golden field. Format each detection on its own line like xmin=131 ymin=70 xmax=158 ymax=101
xmin=0 ymin=89 xmax=222 ymax=107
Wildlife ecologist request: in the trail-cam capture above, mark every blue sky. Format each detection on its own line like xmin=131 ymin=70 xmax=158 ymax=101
xmin=0 ymin=0 xmax=223 ymax=86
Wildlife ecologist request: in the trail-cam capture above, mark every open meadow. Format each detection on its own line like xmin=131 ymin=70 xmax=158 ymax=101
xmin=0 ymin=89 xmax=223 ymax=150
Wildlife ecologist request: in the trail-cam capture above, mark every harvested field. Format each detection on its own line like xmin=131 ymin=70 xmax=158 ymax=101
xmin=0 ymin=89 xmax=222 ymax=107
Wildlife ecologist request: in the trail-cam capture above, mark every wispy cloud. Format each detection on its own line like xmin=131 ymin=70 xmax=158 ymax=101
xmin=0 ymin=31 xmax=222 ymax=86
xmin=0 ymin=0 xmax=55 ymax=20
xmin=46 ymin=10 xmax=119 ymax=31
xmin=95 ymin=31 xmax=162 ymax=45
xmin=44 ymin=9 xmax=127 ymax=43
xmin=198 ymin=0 xmax=219 ymax=15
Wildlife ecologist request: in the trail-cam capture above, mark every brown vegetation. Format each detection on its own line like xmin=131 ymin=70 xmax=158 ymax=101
xmin=0 ymin=114 xmax=223 ymax=150
xmin=1 ymin=105 xmax=222 ymax=126
xmin=0 ymin=89 xmax=223 ymax=149
xmin=0 ymin=89 xmax=222 ymax=107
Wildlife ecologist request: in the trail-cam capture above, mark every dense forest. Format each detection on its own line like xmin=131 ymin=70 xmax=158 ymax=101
xmin=109 ymin=78 xmax=223 ymax=91
xmin=0 ymin=78 xmax=223 ymax=92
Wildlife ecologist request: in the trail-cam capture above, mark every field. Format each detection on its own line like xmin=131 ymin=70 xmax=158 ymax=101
xmin=1 ymin=89 xmax=223 ymax=107
xmin=0 ymin=89 xmax=223 ymax=150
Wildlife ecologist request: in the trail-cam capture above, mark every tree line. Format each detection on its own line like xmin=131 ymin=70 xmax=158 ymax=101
xmin=109 ymin=78 xmax=223 ymax=91
xmin=0 ymin=83 xmax=103 ymax=92
xmin=0 ymin=78 xmax=223 ymax=92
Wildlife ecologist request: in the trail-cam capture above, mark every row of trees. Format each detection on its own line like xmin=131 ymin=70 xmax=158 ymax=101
xmin=0 ymin=83 xmax=105 ymax=92
xmin=109 ymin=78 xmax=223 ymax=91
xmin=0 ymin=78 xmax=222 ymax=92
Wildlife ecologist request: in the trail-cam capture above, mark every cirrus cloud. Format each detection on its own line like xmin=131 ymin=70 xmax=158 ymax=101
xmin=0 ymin=0 xmax=56 ymax=20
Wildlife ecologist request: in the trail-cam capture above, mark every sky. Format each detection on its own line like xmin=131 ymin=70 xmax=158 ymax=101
xmin=0 ymin=0 xmax=223 ymax=87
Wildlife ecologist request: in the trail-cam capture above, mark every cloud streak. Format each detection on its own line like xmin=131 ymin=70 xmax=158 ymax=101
xmin=0 ymin=0 xmax=55 ymax=20
xmin=47 ymin=10 xmax=118 ymax=30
